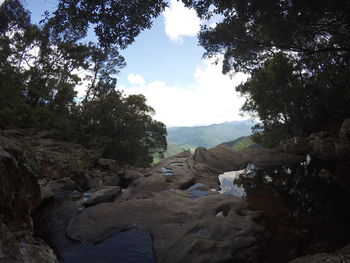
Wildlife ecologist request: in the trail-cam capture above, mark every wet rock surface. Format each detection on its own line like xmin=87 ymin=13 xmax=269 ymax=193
xmin=2 ymin=128 xmax=350 ymax=263
xmin=67 ymin=190 xmax=263 ymax=263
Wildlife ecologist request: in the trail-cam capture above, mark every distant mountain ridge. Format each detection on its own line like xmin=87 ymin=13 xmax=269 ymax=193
xmin=167 ymin=120 xmax=256 ymax=149
xmin=219 ymin=136 xmax=260 ymax=150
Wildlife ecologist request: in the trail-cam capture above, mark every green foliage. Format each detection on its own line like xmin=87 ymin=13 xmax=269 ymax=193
xmin=0 ymin=0 xmax=167 ymax=166
xmin=153 ymin=142 xmax=195 ymax=164
xmin=220 ymin=136 xmax=259 ymax=151
xmin=46 ymin=0 xmax=167 ymax=49
xmin=185 ymin=0 xmax=350 ymax=146
xmin=167 ymin=120 xmax=254 ymax=148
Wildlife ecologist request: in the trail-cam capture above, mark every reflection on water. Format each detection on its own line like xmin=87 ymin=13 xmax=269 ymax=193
xmin=217 ymin=161 xmax=350 ymax=262
xmin=186 ymin=183 xmax=211 ymax=199
xmin=60 ymin=228 xmax=155 ymax=263
xmin=196 ymin=227 xmax=210 ymax=238
xmin=170 ymin=162 xmax=184 ymax=166
xmin=218 ymin=170 xmax=246 ymax=197
xmin=160 ymin=167 xmax=173 ymax=176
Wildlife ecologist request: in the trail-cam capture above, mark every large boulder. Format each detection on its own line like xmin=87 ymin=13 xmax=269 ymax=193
xmin=84 ymin=186 xmax=121 ymax=207
xmin=192 ymin=146 xmax=304 ymax=174
xmin=66 ymin=190 xmax=263 ymax=263
xmin=0 ymin=144 xmax=40 ymax=226
xmin=0 ymin=131 xmax=58 ymax=263
xmin=289 ymin=242 xmax=350 ymax=262
xmin=339 ymin=118 xmax=350 ymax=142
xmin=121 ymin=156 xmax=197 ymax=200
xmin=0 ymin=221 xmax=58 ymax=263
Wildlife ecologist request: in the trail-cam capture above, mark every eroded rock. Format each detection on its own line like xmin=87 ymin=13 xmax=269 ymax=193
xmin=67 ymin=190 xmax=263 ymax=263
xmin=84 ymin=186 xmax=121 ymax=207
xmin=0 ymin=221 xmax=58 ymax=263
xmin=192 ymin=146 xmax=304 ymax=173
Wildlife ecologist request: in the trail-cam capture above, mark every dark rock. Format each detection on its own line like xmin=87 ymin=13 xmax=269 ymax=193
xmin=95 ymin=158 xmax=116 ymax=170
xmin=0 ymin=221 xmax=58 ymax=263
xmin=317 ymin=169 xmax=333 ymax=180
xmin=289 ymin=242 xmax=350 ymax=262
xmin=39 ymin=177 xmax=76 ymax=200
xmin=339 ymin=118 xmax=350 ymax=141
xmin=278 ymin=137 xmax=310 ymax=154
xmin=74 ymin=172 xmax=92 ymax=192
xmin=309 ymin=136 xmax=338 ymax=161
xmin=0 ymin=145 xmax=41 ymax=226
xmin=84 ymin=186 xmax=121 ymax=207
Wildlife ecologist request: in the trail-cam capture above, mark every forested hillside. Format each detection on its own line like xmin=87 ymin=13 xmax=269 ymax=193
xmin=0 ymin=0 xmax=167 ymax=166
xmin=167 ymin=120 xmax=254 ymax=148
xmin=219 ymin=136 xmax=260 ymax=151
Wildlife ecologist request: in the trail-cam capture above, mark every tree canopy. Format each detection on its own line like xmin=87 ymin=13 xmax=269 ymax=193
xmin=185 ymin=0 xmax=350 ymax=146
xmin=0 ymin=0 xmax=167 ymax=166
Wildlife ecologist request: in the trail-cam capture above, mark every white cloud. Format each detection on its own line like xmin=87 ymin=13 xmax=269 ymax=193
xmin=73 ymin=68 xmax=94 ymax=99
xmin=120 ymin=57 xmax=249 ymax=127
xmin=0 ymin=0 xmax=5 ymax=7
xmin=127 ymin=73 xmax=145 ymax=86
xmin=162 ymin=0 xmax=201 ymax=43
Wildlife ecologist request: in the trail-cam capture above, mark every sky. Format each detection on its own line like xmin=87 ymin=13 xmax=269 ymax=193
xmin=23 ymin=0 xmax=249 ymax=127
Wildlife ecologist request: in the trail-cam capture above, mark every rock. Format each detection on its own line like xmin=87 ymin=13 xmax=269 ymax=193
xmin=192 ymin=146 xmax=304 ymax=173
xmin=119 ymin=169 xmax=143 ymax=183
xmin=317 ymin=169 xmax=333 ymax=180
xmin=309 ymin=136 xmax=338 ymax=161
xmin=0 ymin=131 xmax=59 ymax=262
xmin=339 ymin=118 xmax=350 ymax=141
xmin=95 ymin=158 xmax=116 ymax=170
xmin=122 ymin=157 xmax=197 ymax=200
xmin=66 ymin=190 xmax=263 ymax=263
xmin=173 ymin=151 xmax=191 ymax=158
xmin=278 ymin=137 xmax=310 ymax=154
xmin=38 ymin=177 xmax=76 ymax=201
xmin=74 ymin=172 xmax=93 ymax=192
xmin=86 ymin=170 xmax=121 ymax=188
xmin=0 ymin=220 xmax=58 ymax=263
xmin=0 ymin=145 xmax=41 ymax=226
xmin=84 ymin=186 xmax=121 ymax=207
xmin=289 ymin=242 xmax=350 ymax=262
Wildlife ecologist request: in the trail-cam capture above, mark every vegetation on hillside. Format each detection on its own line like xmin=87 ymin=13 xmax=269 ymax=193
xmin=184 ymin=0 xmax=350 ymax=146
xmin=2 ymin=0 xmax=349 ymax=164
xmin=167 ymin=120 xmax=254 ymax=148
xmin=219 ymin=136 xmax=260 ymax=151
xmin=0 ymin=0 xmax=167 ymax=166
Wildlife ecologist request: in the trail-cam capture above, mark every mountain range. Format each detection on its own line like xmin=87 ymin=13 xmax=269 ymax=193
xmin=166 ymin=120 xmax=256 ymax=149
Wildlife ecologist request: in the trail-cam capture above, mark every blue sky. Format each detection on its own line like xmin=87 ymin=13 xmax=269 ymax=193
xmin=24 ymin=0 xmax=249 ymax=127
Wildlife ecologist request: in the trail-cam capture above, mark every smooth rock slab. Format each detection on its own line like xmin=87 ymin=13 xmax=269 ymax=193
xmin=84 ymin=186 xmax=121 ymax=207
xmin=66 ymin=190 xmax=264 ymax=263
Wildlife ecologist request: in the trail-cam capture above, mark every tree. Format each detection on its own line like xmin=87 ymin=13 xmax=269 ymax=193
xmin=184 ymin=0 xmax=350 ymax=145
xmin=0 ymin=0 xmax=167 ymax=165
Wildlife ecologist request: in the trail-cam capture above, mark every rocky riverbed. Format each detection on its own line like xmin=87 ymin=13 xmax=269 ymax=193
xmin=1 ymin=122 xmax=350 ymax=262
